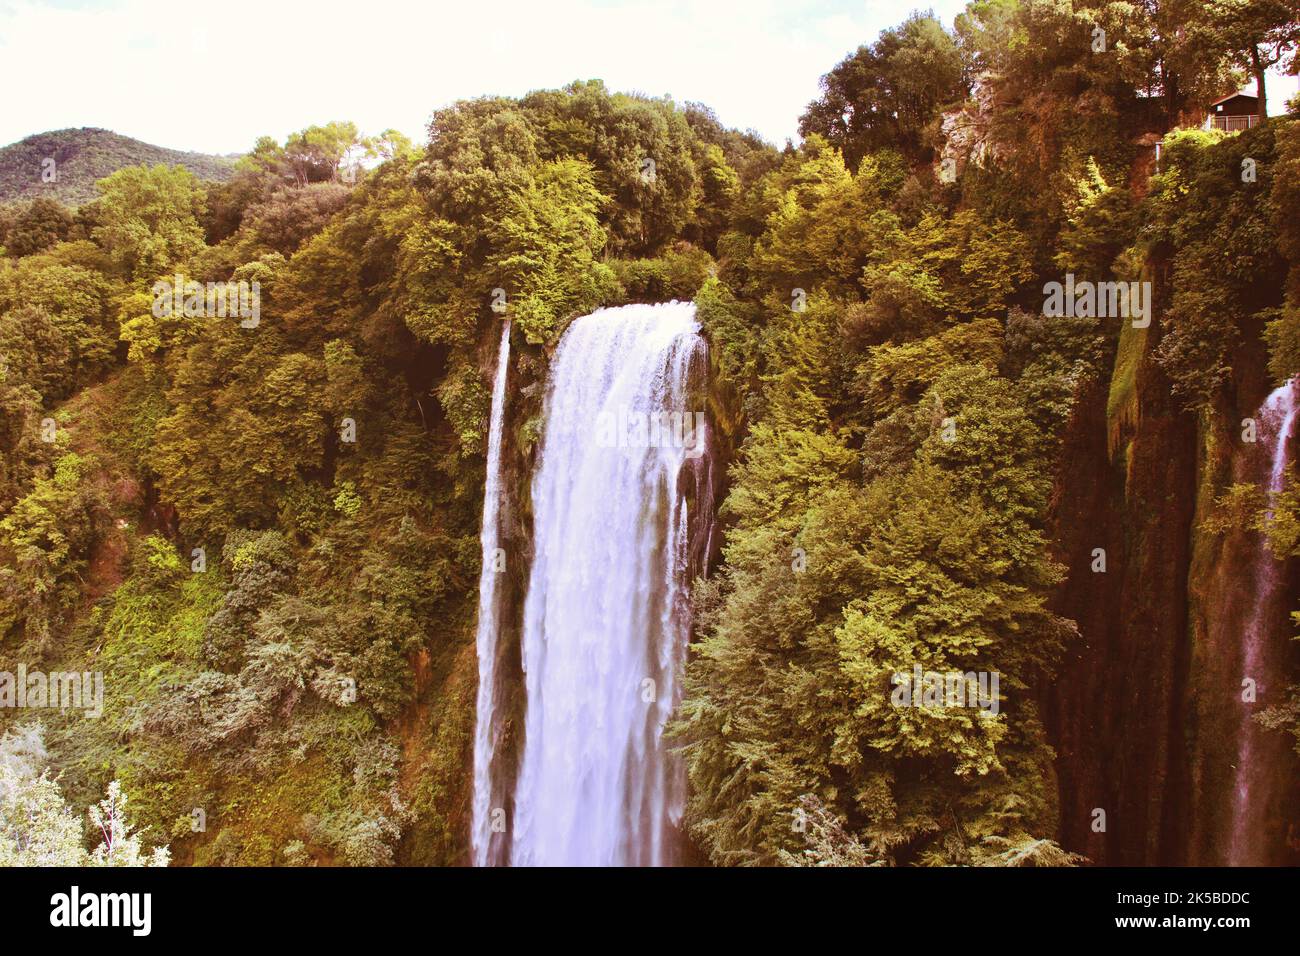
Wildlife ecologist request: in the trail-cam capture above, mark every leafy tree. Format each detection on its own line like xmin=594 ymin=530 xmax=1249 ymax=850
xmin=521 ymin=81 xmax=703 ymax=255
xmin=91 ymin=164 xmax=206 ymax=279
xmin=746 ymin=137 xmax=897 ymax=298
xmin=282 ymin=122 xmax=363 ymax=186
xmin=1195 ymin=0 xmax=1300 ymax=119
xmin=0 ymin=726 xmax=169 ymax=866
xmin=0 ymin=725 xmax=84 ymax=866
xmin=801 ymin=12 xmax=966 ymax=168
xmin=1054 ymin=159 xmax=1137 ymax=276
xmin=856 ymin=317 xmax=1004 ymax=415
xmin=951 ymin=0 xmax=1157 ymax=239
xmin=861 ymin=209 xmax=1034 ymax=337
xmin=0 ymin=255 xmax=118 ymax=396
xmin=240 ymin=181 xmax=352 ymax=255
xmin=150 ymin=337 xmax=329 ymax=535
xmin=4 ymin=198 xmax=73 ymax=258
xmin=611 ymin=243 xmax=715 ymax=303
xmin=0 ymin=204 xmax=17 ymax=251
xmin=1144 ymin=125 xmax=1284 ymax=407
xmin=676 ymin=359 xmax=1070 ymax=865
xmin=87 ymin=782 xmax=171 ymax=867
xmin=0 ymin=452 xmax=106 ymax=656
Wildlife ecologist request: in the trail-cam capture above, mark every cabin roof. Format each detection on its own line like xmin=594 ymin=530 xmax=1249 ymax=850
xmin=1210 ymin=91 xmax=1259 ymax=109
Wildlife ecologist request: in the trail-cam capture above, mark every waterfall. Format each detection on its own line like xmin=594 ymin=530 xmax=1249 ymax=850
xmin=471 ymin=320 xmax=512 ymax=867
xmin=509 ymin=301 xmax=707 ymax=866
xmin=1228 ymin=379 xmax=1297 ymax=865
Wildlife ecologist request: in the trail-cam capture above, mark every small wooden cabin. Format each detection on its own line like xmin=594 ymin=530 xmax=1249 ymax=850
xmin=1207 ymin=92 xmax=1260 ymax=132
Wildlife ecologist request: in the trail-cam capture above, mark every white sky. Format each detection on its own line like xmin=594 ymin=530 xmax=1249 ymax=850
xmin=0 ymin=0 xmax=1294 ymax=154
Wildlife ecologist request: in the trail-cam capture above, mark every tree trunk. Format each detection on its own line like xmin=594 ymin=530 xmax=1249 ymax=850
xmin=1251 ymin=45 xmax=1268 ymax=122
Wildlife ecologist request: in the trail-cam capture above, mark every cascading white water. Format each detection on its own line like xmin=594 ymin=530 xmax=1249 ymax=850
xmin=1228 ymin=378 xmax=1297 ymax=865
xmin=471 ymin=320 xmax=512 ymax=867
xmin=509 ymin=301 xmax=706 ymax=866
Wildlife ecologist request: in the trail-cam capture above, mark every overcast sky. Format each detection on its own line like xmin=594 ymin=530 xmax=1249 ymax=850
xmin=0 ymin=0 xmax=1295 ymax=154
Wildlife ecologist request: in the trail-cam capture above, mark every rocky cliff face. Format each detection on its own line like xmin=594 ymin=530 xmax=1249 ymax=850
xmin=1046 ymin=261 xmax=1300 ymax=865
xmin=1046 ymin=256 xmax=1197 ymax=864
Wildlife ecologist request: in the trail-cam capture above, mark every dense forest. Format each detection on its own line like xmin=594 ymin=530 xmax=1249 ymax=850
xmin=1 ymin=0 xmax=1298 ymax=867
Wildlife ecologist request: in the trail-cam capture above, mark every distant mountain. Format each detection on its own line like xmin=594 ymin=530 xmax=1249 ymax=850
xmin=0 ymin=128 xmax=239 ymax=206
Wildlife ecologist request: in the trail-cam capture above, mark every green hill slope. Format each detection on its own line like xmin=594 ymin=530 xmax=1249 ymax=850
xmin=0 ymin=127 xmax=238 ymax=206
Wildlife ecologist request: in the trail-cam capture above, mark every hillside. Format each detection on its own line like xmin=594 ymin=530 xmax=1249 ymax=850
xmin=0 ymin=128 xmax=238 ymax=206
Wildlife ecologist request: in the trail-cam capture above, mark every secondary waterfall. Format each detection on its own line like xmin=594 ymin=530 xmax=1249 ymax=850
xmin=1228 ymin=379 xmax=1297 ymax=865
xmin=509 ymin=301 xmax=707 ymax=866
xmin=471 ymin=320 xmax=512 ymax=867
